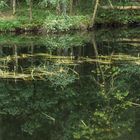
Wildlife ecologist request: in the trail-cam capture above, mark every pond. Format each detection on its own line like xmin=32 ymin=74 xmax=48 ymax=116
xmin=0 ymin=28 xmax=140 ymax=140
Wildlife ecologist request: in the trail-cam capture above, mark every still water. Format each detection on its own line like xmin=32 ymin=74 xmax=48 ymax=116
xmin=0 ymin=28 xmax=140 ymax=140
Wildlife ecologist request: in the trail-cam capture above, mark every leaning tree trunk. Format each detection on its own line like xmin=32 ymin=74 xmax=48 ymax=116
xmin=13 ymin=0 xmax=16 ymax=15
xmin=29 ymin=0 xmax=33 ymax=21
xmin=91 ymin=0 xmax=99 ymax=26
xmin=108 ymin=0 xmax=114 ymax=8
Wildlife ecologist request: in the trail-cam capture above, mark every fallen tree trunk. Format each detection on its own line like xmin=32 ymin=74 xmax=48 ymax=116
xmin=101 ymin=6 xmax=140 ymax=10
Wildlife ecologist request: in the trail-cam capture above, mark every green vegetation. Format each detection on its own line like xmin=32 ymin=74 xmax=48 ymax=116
xmin=0 ymin=28 xmax=139 ymax=139
xmin=0 ymin=0 xmax=139 ymax=32
xmin=0 ymin=0 xmax=140 ymax=136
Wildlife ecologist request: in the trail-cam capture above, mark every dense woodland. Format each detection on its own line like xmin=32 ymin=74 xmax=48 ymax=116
xmin=0 ymin=0 xmax=139 ymax=32
xmin=0 ymin=1 xmax=140 ymax=140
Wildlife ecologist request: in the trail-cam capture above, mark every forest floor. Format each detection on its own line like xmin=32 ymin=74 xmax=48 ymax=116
xmin=0 ymin=11 xmax=15 ymax=20
xmin=0 ymin=6 xmax=140 ymax=33
xmin=0 ymin=7 xmax=91 ymax=33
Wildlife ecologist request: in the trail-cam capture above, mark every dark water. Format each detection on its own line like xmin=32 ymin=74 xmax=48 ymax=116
xmin=0 ymin=28 xmax=140 ymax=140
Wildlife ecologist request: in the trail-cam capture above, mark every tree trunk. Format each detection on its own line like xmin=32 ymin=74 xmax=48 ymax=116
xmin=92 ymin=0 xmax=99 ymax=26
xmin=29 ymin=0 xmax=33 ymax=21
xmin=92 ymin=34 xmax=105 ymax=85
xmin=62 ymin=0 xmax=67 ymax=16
xmin=69 ymin=0 xmax=73 ymax=15
xmin=108 ymin=0 xmax=114 ymax=8
xmin=56 ymin=0 xmax=61 ymax=15
xmin=13 ymin=0 xmax=16 ymax=15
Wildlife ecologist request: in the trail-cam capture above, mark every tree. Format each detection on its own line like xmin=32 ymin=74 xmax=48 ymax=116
xmin=69 ymin=0 xmax=73 ymax=15
xmin=29 ymin=0 xmax=33 ymax=21
xmin=12 ymin=0 xmax=16 ymax=15
xmin=92 ymin=0 xmax=99 ymax=26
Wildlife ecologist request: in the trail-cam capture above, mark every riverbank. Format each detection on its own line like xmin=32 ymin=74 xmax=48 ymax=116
xmin=0 ymin=8 xmax=91 ymax=33
xmin=0 ymin=8 xmax=140 ymax=33
xmin=95 ymin=8 xmax=140 ymax=27
xmin=0 ymin=14 xmax=91 ymax=33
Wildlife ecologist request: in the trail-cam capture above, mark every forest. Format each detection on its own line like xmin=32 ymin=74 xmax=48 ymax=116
xmin=0 ymin=0 xmax=140 ymax=140
xmin=0 ymin=0 xmax=139 ymax=32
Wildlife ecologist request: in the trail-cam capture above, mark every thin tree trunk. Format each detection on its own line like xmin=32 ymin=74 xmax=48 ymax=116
xmin=69 ymin=0 xmax=73 ymax=15
xmin=92 ymin=34 xmax=105 ymax=85
xmin=31 ymin=42 xmax=34 ymax=66
xmin=92 ymin=0 xmax=99 ymax=26
xmin=56 ymin=0 xmax=61 ymax=15
xmin=62 ymin=0 xmax=67 ymax=16
xmin=29 ymin=0 xmax=33 ymax=21
xmin=13 ymin=0 xmax=16 ymax=15
xmin=108 ymin=0 xmax=114 ymax=8
xmin=14 ymin=44 xmax=18 ymax=82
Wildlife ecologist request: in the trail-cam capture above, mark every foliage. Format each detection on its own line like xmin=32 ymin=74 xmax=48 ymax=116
xmin=0 ymin=0 xmax=139 ymax=32
xmin=0 ymin=0 xmax=8 ymax=9
xmin=96 ymin=8 xmax=140 ymax=25
xmin=0 ymin=28 xmax=140 ymax=140
xmin=43 ymin=15 xmax=90 ymax=32
xmin=0 ymin=20 xmax=21 ymax=31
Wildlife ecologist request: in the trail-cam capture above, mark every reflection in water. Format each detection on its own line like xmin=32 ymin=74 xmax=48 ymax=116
xmin=0 ymin=28 xmax=140 ymax=139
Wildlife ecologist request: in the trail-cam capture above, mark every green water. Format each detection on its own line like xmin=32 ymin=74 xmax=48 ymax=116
xmin=0 ymin=28 xmax=140 ymax=140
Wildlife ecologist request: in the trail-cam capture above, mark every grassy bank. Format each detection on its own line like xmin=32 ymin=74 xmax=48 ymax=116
xmin=0 ymin=7 xmax=140 ymax=33
xmin=0 ymin=7 xmax=91 ymax=33
xmin=95 ymin=8 xmax=140 ymax=27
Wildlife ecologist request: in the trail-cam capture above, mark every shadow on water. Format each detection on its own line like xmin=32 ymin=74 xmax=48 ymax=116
xmin=0 ymin=28 xmax=140 ymax=139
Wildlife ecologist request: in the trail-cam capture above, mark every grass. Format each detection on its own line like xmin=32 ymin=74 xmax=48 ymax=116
xmin=0 ymin=6 xmax=90 ymax=32
xmin=0 ymin=4 xmax=140 ymax=32
xmin=95 ymin=8 xmax=140 ymax=26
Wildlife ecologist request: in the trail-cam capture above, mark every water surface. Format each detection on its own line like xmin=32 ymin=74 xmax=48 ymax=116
xmin=0 ymin=28 xmax=140 ymax=140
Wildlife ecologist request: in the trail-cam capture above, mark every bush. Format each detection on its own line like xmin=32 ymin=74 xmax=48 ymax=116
xmin=43 ymin=14 xmax=90 ymax=32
